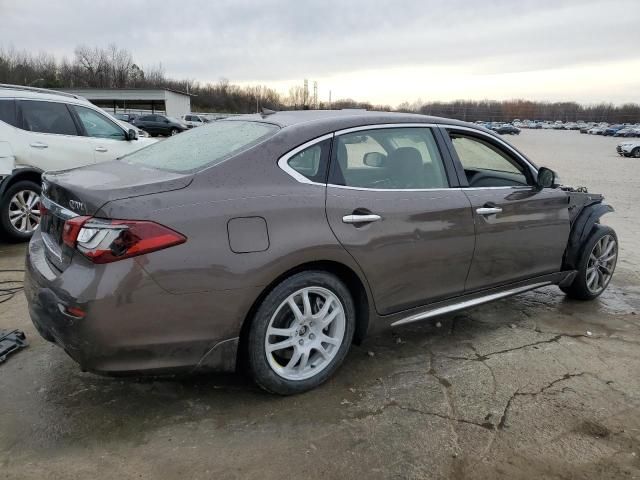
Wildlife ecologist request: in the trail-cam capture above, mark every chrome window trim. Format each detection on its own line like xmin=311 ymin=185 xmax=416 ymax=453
xmin=327 ymin=185 xmax=457 ymax=193
xmin=277 ymin=133 xmax=334 ymax=186
xmin=391 ymin=281 xmax=551 ymax=327
xmin=334 ymin=122 xmax=438 ymax=135
xmin=277 ymin=122 xmax=539 ymax=192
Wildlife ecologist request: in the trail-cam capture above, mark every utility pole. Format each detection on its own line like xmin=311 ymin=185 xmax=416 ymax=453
xmin=329 ymin=90 xmax=332 ymax=109
xmin=313 ymin=81 xmax=318 ymax=110
xmin=303 ymin=79 xmax=309 ymax=108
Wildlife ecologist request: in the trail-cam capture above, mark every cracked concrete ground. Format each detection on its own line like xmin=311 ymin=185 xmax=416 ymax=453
xmin=1 ymin=130 xmax=639 ymax=479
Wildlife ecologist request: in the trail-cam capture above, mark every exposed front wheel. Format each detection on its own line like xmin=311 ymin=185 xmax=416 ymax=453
xmin=632 ymin=147 xmax=640 ymax=158
xmin=170 ymin=128 xmax=180 ymax=136
xmin=247 ymin=271 xmax=355 ymax=395
xmin=561 ymin=225 xmax=618 ymax=300
xmin=0 ymin=180 xmax=42 ymax=242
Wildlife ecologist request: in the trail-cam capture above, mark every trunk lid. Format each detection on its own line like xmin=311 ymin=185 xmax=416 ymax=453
xmin=39 ymin=161 xmax=192 ymax=272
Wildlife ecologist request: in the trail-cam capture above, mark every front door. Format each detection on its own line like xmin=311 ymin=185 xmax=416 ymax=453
xmin=325 ymin=126 xmax=475 ymax=315
xmin=443 ymin=128 xmax=570 ymax=292
xmin=71 ymin=105 xmax=134 ymax=162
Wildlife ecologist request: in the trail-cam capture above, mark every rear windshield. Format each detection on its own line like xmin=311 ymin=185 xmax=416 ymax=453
xmin=124 ymin=120 xmax=279 ymax=173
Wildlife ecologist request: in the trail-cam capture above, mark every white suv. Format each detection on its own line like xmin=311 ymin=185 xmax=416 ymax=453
xmin=616 ymin=140 xmax=640 ymax=158
xmin=0 ymin=84 xmax=156 ymax=241
xmin=181 ymin=114 xmax=209 ymax=128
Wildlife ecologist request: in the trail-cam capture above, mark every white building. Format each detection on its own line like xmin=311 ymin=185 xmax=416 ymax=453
xmin=56 ymin=88 xmax=193 ymax=118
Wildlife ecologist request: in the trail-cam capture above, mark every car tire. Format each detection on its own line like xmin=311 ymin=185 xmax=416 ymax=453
xmin=246 ymin=271 xmax=356 ymax=395
xmin=170 ymin=128 xmax=179 ymax=136
xmin=0 ymin=180 xmax=42 ymax=242
xmin=632 ymin=147 xmax=640 ymax=158
xmin=560 ymin=225 xmax=618 ymax=300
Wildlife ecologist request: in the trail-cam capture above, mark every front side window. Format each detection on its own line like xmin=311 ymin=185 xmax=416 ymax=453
xmin=74 ymin=106 xmax=126 ymax=140
xmin=329 ymin=127 xmax=448 ymax=189
xmin=19 ymin=100 xmax=78 ymax=136
xmin=125 ymin=120 xmax=279 ymax=173
xmin=139 ymin=115 xmax=155 ymax=122
xmin=449 ymin=132 xmax=530 ymax=187
xmin=286 ymin=138 xmax=331 ymax=183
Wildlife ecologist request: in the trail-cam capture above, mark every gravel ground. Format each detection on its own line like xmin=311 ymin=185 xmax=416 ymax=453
xmin=1 ymin=129 xmax=639 ymax=479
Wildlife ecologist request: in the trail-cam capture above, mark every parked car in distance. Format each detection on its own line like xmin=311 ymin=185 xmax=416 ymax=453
xmin=114 ymin=112 xmax=139 ymax=124
xmin=613 ymin=127 xmax=638 ymax=137
xmin=24 ymin=110 xmax=618 ymax=394
xmin=181 ymin=114 xmax=210 ymax=128
xmin=132 ymin=114 xmax=188 ymax=137
xmin=588 ymin=126 xmax=606 ymax=135
xmin=0 ymin=84 xmax=156 ymax=241
xmin=603 ymin=124 xmax=625 ymax=136
xmin=492 ymin=124 xmax=520 ymax=135
xmin=616 ymin=140 xmax=640 ymax=157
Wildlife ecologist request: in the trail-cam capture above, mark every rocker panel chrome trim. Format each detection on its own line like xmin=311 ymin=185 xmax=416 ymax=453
xmin=390 ymin=282 xmax=551 ymax=327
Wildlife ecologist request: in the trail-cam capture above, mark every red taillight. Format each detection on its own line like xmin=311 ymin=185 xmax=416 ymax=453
xmin=62 ymin=217 xmax=186 ymax=263
xmin=62 ymin=216 xmax=91 ymax=247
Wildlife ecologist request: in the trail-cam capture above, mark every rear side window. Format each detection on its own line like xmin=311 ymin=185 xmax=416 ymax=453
xmin=329 ymin=127 xmax=449 ymax=189
xmin=0 ymin=99 xmax=18 ymax=127
xmin=286 ymin=138 xmax=331 ymax=183
xmin=125 ymin=120 xmax=279 ymax=173
xmin=19 ymin=100 xmax=78 ymax=136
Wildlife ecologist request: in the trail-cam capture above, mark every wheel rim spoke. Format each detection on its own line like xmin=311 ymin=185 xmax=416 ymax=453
xmin=287 ymin=297 xmax=304 ymax=322
xmin=301 ymin=289 xmax=311 ymax=316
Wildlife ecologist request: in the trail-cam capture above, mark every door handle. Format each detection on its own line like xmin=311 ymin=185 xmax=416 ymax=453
xmin=476 ymin=207 xmax=503 ymax=215
xmin=342 ymin=214 xmax=382 ymax=224
xmin=95 ymin=146 xmax=108 ymax=153
xmin=30 ymin=142 xmax=48 ymax=149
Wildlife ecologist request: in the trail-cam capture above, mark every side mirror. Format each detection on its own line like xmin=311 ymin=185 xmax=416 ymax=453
xmin=536 ymin=167 xmax=556 ymax=189
xmin=126 ymin=128 xmax=138 ymax=141
xmin=363 ymin=152 xmax=386 ymax=168
xmin=164 ymin=119 xmax=170 ymax=123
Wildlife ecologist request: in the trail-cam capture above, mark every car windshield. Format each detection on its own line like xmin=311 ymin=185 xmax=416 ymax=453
xmin=124 ymin=120 xmax=279 ymax=173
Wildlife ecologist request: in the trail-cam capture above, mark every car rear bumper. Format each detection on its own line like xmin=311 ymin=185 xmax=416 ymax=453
xmin=25 ymin=230 xmax=254 ymax=375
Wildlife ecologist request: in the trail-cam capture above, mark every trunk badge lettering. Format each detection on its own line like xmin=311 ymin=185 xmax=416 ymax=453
xmin=69 ymin=200 xmax=85 ymax=212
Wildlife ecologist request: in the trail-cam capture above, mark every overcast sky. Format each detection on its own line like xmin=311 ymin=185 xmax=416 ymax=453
xmin=1 ymin=0 xmax=639 ymax=105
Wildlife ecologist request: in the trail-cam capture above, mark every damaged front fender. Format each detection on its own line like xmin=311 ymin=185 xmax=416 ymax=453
xmin=563 ymin=192 xmax=614 ymax=270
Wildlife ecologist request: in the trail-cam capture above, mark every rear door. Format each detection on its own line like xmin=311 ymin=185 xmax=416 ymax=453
xmin=442 ymin=127 xmax=570 ymax=291
xmin=324 ymin=125 xmax=475 ymax=315
xmin=16 ymin=99 xmax=95 ymax=171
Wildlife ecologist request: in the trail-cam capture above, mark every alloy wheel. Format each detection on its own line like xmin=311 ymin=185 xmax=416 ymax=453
xmin=586 ymin=234 xmax=617 ymax=294
xmin=265 ymin=287 xmax=345 ymax=381
xmin=8 ymin=189 xmax=40 ymax=233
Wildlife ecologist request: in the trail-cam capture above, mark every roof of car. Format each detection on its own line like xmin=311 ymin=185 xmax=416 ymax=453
xmin=0 ymin=83 xmax=92 ymax=105
xmin=232 ymin=109 xmax=475 ymax=130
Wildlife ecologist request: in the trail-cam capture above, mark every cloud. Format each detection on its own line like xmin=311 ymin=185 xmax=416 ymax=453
xmin=1 ymin=0 xmax=639 ymax=103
